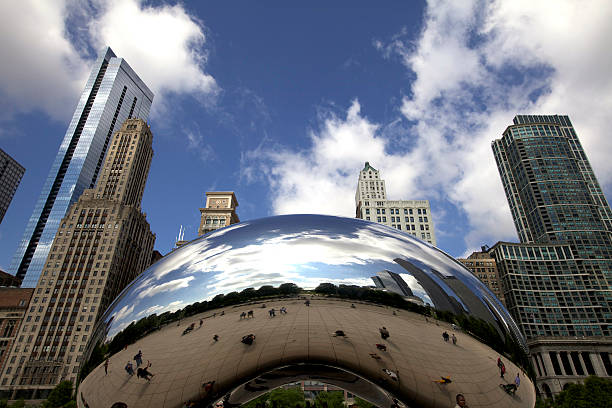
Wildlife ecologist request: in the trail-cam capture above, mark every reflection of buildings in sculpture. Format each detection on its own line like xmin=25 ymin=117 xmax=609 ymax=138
xmin=371 ymin=270 xmax=423 ymax=305
xmin=491 ymin=115 xmax=612 ymax=395
xmin=457 ymin=249 xmax=505 ymax=306
xmin=355 ymin=162 xmax=436 ymax=245
xmin=0 ymin=119 xmax=155 ymax=399
xmin=198 ymin=192 xmax=240 ymax=236
xmin=10 ymin=47 xmax=153 ymax=288
xmin=394 ymin=258 xmax=463 ymax=315
xmin=0 ymin=288 xmax=33 ymax=375
xmin=0 ymin=148 xmax=25 ymax=225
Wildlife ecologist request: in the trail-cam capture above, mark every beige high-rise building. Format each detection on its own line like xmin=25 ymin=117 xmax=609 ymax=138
xmin=0 ymin=119 xmax=155 ymax=399
xmin=457 ymin=250 xmax=505 ymax=306
xmin=355 ymin=162 xmax=436 ymax=245
xmin=198 ymin=192 xmax=239 ymax=236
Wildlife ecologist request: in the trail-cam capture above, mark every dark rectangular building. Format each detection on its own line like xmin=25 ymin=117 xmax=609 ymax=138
xmin=0 ymin=149 xmax=25 ymax=224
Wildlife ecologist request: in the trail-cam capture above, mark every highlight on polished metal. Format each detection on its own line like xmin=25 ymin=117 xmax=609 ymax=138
xmin=78 ymin=215 xmax=536 ymax=407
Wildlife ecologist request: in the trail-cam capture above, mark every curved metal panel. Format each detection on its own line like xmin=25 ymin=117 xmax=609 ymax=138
xmin=78 ymin=215 xmax=534 ymax=408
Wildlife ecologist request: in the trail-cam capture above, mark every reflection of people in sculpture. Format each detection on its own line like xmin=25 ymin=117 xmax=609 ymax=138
xmin=433 ymin=376 xmax=452 ymax=384
xmin=454 ymin=393 xmax=468 ymax=407
xmin=379 ymin=326 xmax=390 ymax=339
xmin=137 ymin=361 xmax=154 ymax=381
xmin=241 ymin=334 xmax=256 ymax=345
xmin=382 ymin=368 xmax=398 ymax=381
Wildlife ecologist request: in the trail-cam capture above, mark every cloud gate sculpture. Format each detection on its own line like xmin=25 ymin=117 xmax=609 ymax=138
xmin=78 ymin=215 xmax=535 ymax=407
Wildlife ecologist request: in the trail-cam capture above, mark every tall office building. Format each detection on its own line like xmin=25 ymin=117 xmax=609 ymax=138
xmin=355 ymin=162 xmax=436 ymax=245
xmin=10 ymin=47 xmax=153 ymax=287
xmin=490 ymin=115 xmax=612 ymax=396
xmin=0 ymin=149 xmax=25 ymax=224
xmin=0 ymin=119 xmax=155 ymax=398
xmin=197 ymin=192 xmax=240 ymax=236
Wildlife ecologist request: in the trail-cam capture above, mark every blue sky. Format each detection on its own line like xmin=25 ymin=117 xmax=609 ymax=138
xmin=1 ymin=0 xmax=612 ymax=270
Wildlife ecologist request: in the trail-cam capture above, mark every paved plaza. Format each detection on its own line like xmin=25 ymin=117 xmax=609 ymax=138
xmin=79 ymin=297 xmax=535 ymax=407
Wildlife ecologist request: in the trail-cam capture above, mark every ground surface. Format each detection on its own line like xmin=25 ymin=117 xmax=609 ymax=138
xmin=78 ymin=297 xmax=536 ymax=408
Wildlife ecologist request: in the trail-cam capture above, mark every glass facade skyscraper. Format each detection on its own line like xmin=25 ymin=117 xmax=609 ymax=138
xmin=490 ymin=115 xmax=612 ymax=395
xmin=9 ymin=47 xmax=153 ymax=287
xmin=0 ymin=148 xmax=25 ymax=224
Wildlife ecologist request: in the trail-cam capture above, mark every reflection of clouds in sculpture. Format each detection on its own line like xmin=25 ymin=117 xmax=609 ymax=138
xmin=137 ymin=276 xmax=195 ymax=299
xmin=96 ymin=215 xmax=523 ymax=349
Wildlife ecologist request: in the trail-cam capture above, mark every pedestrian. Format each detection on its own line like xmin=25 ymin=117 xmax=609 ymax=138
xmin=125 ymin=361 xmax=134 ymax=376
xmin=241 ymin=334 xmax=256 ymax=345
xmin=333 ymin=330 xmax=346 ymax=337
xmin=382 ymin=368 xmax=398 ymax=381
xmin=500 ymin=362 xmax=506 ymax=378
xmin=240 ymin=312 xmax=246 ymax=320
xmin=199 ymin=319 xmax=203 ymax=328
xmin=497 ymin=357 xmax=502 ymax=368
xmin=351 ymin=303 xmax=356 ymax=308
xmin=247 ymin=310 xmax=254 ymax=318
xmin=376 ymin=343 xmax=387 ymax=351
xmin=305 ymin=299 xmax=310 ymax=306
xmin=451 ymin=333 xmax=457 ymax=345
xmin=136 ymin=361 xmax=154 ymax=381
xmin=104 ymin=358 xmax=109 ymax=375
xmin=515 ymin=372 xmax=520 ymax=389
xmin=134 ymin=350 xmax=143 ymax=367
xmin=379 ymin=327 xmax=390 ymax=340
xmin=454 ymin=393 xmax=467 ymax=407
xmin=442 ymin=331 xmax=449 ymax=342
xmin=213 ymin=334 xmax=219 ymax=342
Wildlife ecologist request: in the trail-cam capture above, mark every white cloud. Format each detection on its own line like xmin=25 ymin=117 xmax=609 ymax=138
xmin=245 ymin=0 xmax=612 ymax=256
xmin=0 ymin=0 xmax=90 ymax=121
xmin=0 ymin=0 xmax=217 ymax=122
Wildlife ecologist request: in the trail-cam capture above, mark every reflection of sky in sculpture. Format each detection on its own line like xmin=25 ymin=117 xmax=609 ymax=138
xmin=100 ymin=215 xmax=524 ymax=348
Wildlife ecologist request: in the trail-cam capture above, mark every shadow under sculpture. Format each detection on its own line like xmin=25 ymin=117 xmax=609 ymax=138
xmin=77 ymin=214 xmax=536 ymax=408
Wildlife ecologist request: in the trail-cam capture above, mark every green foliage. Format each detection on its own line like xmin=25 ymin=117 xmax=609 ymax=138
xmin=9 ymin=400 xmax=25 ymax=408
xmin=554 ymin=376 xmax=612 ymax=408
xmin=41 ymin=381 xmax=73 ymax=408
xmin=269 ymin=387 xmax=305 ymax=407
xmin=314 ymin=391 xmax=344 ymax=408
xmin=353 ymin=396 xmax=375 ymax=408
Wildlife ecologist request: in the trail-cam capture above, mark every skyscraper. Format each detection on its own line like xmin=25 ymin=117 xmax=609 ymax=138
xmin=10 ymin=47 xmax=153 ymax=287
xmin=355 ymin=162 xmax=436 ymax=245
xmin=0 ymin=119 xmax=155 ymax=398
xmin=457 ymin=250 xmax=505 ymax=306
xmin=0 ymin=148 xmax=25 ymax=224
xmin=490 ymin=115 xmax=612 ymax=396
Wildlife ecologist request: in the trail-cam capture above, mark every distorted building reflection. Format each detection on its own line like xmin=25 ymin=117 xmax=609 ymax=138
xmin=77 ymin=215 xmax=535 ymax=408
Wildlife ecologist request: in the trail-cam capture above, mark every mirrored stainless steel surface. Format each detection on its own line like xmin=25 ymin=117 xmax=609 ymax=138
xmin=78 ymin=215 xmax=535 ymax=408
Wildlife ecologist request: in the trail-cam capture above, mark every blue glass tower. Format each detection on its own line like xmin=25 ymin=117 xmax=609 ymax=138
xmin=10 ymin=47 xmax=153 ymax=287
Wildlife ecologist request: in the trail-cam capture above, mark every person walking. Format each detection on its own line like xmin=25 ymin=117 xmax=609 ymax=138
xmin=442 ymin=331 xmax=449 ymax=342
xmin=500 ymin=362 xmax=506 ymax=378
xmin=104 ymin=358 xmax=109 ymax=375
xmin=125 ymin=361 xmax=134 ymax=376
xmin=379 ymin=327 xmax=390 ymax=340
xmin=514 ymin=373 xmax=520 ymax=389
xmin=451 ymin=333 xmax=457 ymax=345
xmin=134 ymin=350 xmax=143 ymax=367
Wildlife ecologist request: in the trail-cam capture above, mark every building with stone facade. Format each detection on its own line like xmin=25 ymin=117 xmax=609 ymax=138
xmin=0 ymin=289 xmax=33 ymax=376
xmin=457 ymin=250 xmax=505 ymax=306
xmin=0 ymin=148 xmax=25 ymax=225
xmin=0 ymin=119 xmax=155 ymax=399
xmin=198 ymin=192 xmax=240 ymax=236
xmin=355 ymin=162 xmax=436 ymax=245
xmin=10 ymin=47 xmax=153 ymax=288
xmin=490 ymin=115 xmax=612 ymax=397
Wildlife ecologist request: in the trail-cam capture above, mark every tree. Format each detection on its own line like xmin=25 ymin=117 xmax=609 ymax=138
xmin=314 ymin=391 xmax=344 ymax=408
xmin=42 ymin=380 xmax=73 ymax=408
xmin=553 ymin=376 xmax=612 ymax=408
xmin=354 ymin=396 xmax=375 ymax=408
xmin=268 ymin=387 xmax=305 ymax=408
xmin=314 ymin=283 xmax=337 ymax=295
